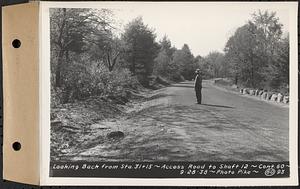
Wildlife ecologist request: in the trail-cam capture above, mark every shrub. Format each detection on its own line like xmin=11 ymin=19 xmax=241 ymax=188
xmin=51 ymin=56 xmax=140 ymax=105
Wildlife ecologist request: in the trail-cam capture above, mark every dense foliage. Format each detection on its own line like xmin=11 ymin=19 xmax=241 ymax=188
xmin=50 ymin=9 xmax=199 ymax=105
xmin=221 ymin=11 xmax=288 ymax=91
xmin=154 ymin=10 xmax=289 ymax=92
xmin=50 ymin=8 xmax=139 ymax=104
xmin=122 ymin=17 xmax=160 ymax=87
xmin=50 ymin=9 xmax=290 ymax=106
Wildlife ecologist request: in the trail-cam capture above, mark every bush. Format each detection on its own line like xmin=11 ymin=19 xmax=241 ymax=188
xmin=51 ymin=56 xmax=140 ymax=105
xmin=103 ymin=68 xmax=140 ymax=97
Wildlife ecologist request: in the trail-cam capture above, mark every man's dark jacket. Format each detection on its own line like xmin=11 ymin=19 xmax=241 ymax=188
xmin=194 ymin=74 xmax=202 ymax=90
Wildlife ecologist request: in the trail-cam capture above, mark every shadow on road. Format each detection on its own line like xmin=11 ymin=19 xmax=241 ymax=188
xmin=172 ymin=84 xmax=206 ymax=89
xmin=200 ymin=103 xmax=235 ymax=109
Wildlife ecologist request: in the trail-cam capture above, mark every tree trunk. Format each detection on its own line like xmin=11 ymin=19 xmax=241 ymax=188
xmin=131 ymin=56 xmax=136 ymax=75
xmin=65 ymin=50 xmax=70 ymax=64
xmin=55 ymin=50 xmax=64 ymax=88
xmin=250 ymin=52 xmax=255 ymax=88
xmin=110 ymin=52 xmax=120 ymax=71
xmin=108 ymin=65 xmax=113 ymax=72
xmin=106 ymin=53 xmax=113 ymax=72
xmin=55 ymin=8 xmax=67 ymax=89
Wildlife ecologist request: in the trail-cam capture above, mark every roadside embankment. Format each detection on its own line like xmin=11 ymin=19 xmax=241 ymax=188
xmin=50 ymin=77 xmax=171 ymax=161
xmin=213 ymin=78 xmax=289 ymax=106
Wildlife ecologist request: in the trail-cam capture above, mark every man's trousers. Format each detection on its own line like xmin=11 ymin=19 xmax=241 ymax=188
xmin=195 ymin=88 xmax=202 ymax=104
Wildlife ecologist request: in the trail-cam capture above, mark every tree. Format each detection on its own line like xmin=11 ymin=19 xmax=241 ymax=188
xmin=171 ymin=44 xmax=196 ymax=80
xmin=92 ymin=33 xmax=124 ymax=71
xmin=267 ymin=35 xmax=289 ymax=89
xmin=252 ymin=10 xmax=284 ymax=88
xmin=181 ymin=44 xmax=196 ymax=80
xmin=154 ymin=50 xmax=171 ymax=76
xmin=159 ymin=35 xmax=176 ymax=58
xmin=154 ymin=35 xmax=180 ymax=80
xmin=252 ymin=10 xmax=283 ymax=52
xmin=223 ymin=10 xmax=284 ymax=88
xmin=50 ymin=8 xmax=113 ymax=88
xmin=204 ymin=51 xmax=225 ymax=78
xmin=224 ymin=22 xmax=266 ymax=87
xmin=122 ymin=17 xmax=159 ymax=86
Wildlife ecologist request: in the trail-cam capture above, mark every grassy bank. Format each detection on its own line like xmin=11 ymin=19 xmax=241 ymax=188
xmin=50 ymin=75 xmax=171 ymax=161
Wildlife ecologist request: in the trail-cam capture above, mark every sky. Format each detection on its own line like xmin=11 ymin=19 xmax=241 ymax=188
xmin=108 ymin=2 xmax=290 ymax=57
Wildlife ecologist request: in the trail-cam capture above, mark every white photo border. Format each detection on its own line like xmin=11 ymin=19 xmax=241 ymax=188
xmin=40 ymin=1 xmax=298 ymax=186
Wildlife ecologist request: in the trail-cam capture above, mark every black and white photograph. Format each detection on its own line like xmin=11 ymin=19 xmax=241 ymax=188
xmin=46 ymin=2 xmax=296 ymax=180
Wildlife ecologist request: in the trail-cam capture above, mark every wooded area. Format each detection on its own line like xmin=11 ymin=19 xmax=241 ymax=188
xmin=223 ymin=11 xmax=289 ymax=92
xmin=50 ymin=9 xmax=289 ymax=106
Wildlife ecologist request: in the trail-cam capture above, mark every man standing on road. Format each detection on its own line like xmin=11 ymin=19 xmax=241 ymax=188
xmin=194 ymin=69 xmax=202 ymax=104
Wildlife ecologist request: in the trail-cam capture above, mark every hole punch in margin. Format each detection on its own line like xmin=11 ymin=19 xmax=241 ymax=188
xmin=12 ymin=39 xmax=21 ymax=48
xmin=12 ymin=142 xmax=21 ymax=151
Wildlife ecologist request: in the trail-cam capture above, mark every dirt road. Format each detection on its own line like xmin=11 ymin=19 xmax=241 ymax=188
xmin=72 ymin=80 xmax=289 ymax=162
